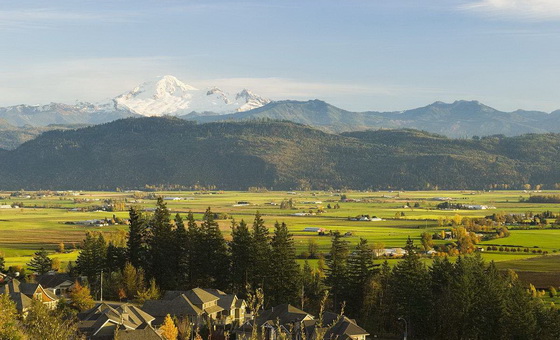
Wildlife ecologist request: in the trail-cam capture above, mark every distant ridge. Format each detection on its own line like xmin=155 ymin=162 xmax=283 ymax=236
xmin=0 ymin=117 xmax=558 ymax=190
xmin=0 ymin=75 xmax=559 ymax=147
xmin=186 ymin=99 xmax=558 ymax=137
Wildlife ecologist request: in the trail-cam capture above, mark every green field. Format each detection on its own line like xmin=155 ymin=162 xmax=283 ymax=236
xmin=1 ymin=190 xmax=560 ymax=274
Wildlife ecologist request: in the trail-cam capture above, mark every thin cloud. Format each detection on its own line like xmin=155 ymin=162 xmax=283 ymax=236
xmin=462 ymin=0 xmax=560 ymax=20
xmin=0 ymin=7 xmax=139 ymax=30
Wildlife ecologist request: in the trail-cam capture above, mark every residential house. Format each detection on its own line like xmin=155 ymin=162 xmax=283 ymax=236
xmin=36 ymin=272 xmax=75 ymax=297
xmin=142 ymin=287 xmax=246 ymax=327
xmin=2 ymin=278 xmax=58 ymax=314
xmin=236 ymin=304 xmax=313 ymax=340
xmin=77 ymin=302 xmax=156 ymax=340
xmin=303 ymin=312 xmax=369 ymax=340
xmin=236 ymin=306 xmax=369 ymax=340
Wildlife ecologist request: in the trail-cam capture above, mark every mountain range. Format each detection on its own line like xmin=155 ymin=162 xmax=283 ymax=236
xmin=0 ymin=75 xmax=560 ymax=149
xmin=0 ymin=117 xmax=558 ymax=190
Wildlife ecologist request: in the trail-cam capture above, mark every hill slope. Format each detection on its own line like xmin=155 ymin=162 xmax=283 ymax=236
xmin=0 ymin=118 xmax=558 ymax=190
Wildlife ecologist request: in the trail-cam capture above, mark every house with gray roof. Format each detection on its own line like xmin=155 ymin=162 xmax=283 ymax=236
xmin=77 ymin=302 xmax=157 ymax=340
xmin=236 ymin=306 xmax=368 ymax=340
xmin=2 ymin=278 xmax=58 ymax=314
xmin=142 ymin=287 xmax=246 ymax=327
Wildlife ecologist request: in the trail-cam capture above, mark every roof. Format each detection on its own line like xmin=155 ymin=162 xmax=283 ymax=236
xmin=78 ymin=303 xmax=155 ymax=336
xmin=8 ymin=292 xmax=33 ymax=312
xmin=117 ymin=326 xmax=163 ymax=340
xmin=142 ymin=295 xmax=203 ymax=319
xmin=36 ymin=273 xmax=74 ymax=288
xmin=183 ymin=287 xmax=221 ymax=305
xmin=256 ymin=304 xmax=313 ymax=327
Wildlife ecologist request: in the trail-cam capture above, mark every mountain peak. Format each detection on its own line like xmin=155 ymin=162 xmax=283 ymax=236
xmin=113 ymin=75 xmax=269 ymax=116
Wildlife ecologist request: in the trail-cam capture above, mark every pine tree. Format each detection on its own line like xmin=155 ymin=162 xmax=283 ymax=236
xmin=250 ymin=212 xmax=270 ymax=290
xmin=200 ymin=207 xmax=230 ymax=289
xmin=127 ymin=207 xmax=148 ymax=269
xmin=76 ymin=232 xmax=107 ymax=296
xmin=186 ymin=212 xmax=204 ymax=287
xmin=347 ymin=238 xmax=377 ymax=315
xmin=390 ymin=237 xmax=432 ymax=338
xmin=27 ymin=248 xmax=53 ymax=274
xmin=268 ymin=221 xmax=300 ymax=306
xmin=147 ymin=197 xmax=177 ymax=290
xmin=230 ymin=219 xmax=252 ymax=297
xmin=174 ymin=213 xmax=190 ymax=289
xmin=325 ymin=231 xmax=349 ymax=311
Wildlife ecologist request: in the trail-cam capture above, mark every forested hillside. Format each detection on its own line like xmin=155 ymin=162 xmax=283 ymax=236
xmin=0 ymin=117 xmax=558 ymax=190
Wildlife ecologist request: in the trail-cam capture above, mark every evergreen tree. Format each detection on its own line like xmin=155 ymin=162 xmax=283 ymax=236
xmin=347 ymin=238 xmax=377 ymax=315
xmin=250 ymin=212 xmax=270 ymax=290
xmin=174 ymin=213 xmax=190 ymax=289
xmin=230 ymin=219 xmax=252 ymax=297
xmin=147 ymin=197 xmax=177 ymax=290
xmin=27 ymin=248 xmax=53 ymax=274
xmin=76 ymin=232 xmax=107 ymax=296
xmin=268 ymin=221 xmax=300 ymax=306
xmin=200 ymin=207 xmax=230 ymax=289
xmin=390 ymin=237 xmax=432 ymax=338
xmin=325 ymin=231 xmax=349 ymax=311
xmin=106 ymin=243 xmax=127 ymax=274
xmin=127 ymin=207 xmax=148 ymax=269
xmin=186 ymin=212 xmax=204 ymax=287
xmin=301 ymin=260 xmax=324 ymax=313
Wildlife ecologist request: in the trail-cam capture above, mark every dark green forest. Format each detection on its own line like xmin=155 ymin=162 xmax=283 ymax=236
xmin=0 ymin=117 xmax=559 ymax=190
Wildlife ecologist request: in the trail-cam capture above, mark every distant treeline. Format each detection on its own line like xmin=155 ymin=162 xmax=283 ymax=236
xmin=522 ymin=195 xmax=560 ymax=203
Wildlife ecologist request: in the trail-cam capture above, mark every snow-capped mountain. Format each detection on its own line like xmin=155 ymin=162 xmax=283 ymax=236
xmin=114 ymin=75 xmax=270 ymax=116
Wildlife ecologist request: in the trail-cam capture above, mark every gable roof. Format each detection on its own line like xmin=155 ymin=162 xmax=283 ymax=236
xmin=36 ymin=273 xmax=74 ymax=288
xmin=142 ymin=294 xmax=203 ymax=318
xmin=183 ymin=287 xmax=221 ymax=305
xmin=256 ymin=304 xmax=313 ymax=326
xmin=78 ymin=302 xmax=155 ymax=337
xmin=8 ymin=292 xmax=33 ymax=312
xmin=117 ymin=325 xmax=163 ymax=340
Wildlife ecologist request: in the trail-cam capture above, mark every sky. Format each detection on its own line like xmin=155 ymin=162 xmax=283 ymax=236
xmin=0 ymin=0 xmax=559 ymax=112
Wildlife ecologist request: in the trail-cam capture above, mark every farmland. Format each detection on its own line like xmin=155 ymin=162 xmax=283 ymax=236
xmin=1 ymin=189 xmax=560 ymax=277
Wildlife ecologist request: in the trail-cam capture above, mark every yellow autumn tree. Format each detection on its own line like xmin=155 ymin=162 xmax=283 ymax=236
xmin=69 ymin=281 xmax=95 ymax=311
xmin=160 ymin=314 xmax=178 ymax=340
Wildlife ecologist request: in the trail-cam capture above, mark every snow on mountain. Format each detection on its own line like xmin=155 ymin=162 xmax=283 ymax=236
xmin=114 ymin=75 xmax=270 ymax=116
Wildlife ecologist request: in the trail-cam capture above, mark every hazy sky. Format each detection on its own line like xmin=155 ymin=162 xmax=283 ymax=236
xmin=1 ymin=0 xmax=559 ymax=112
